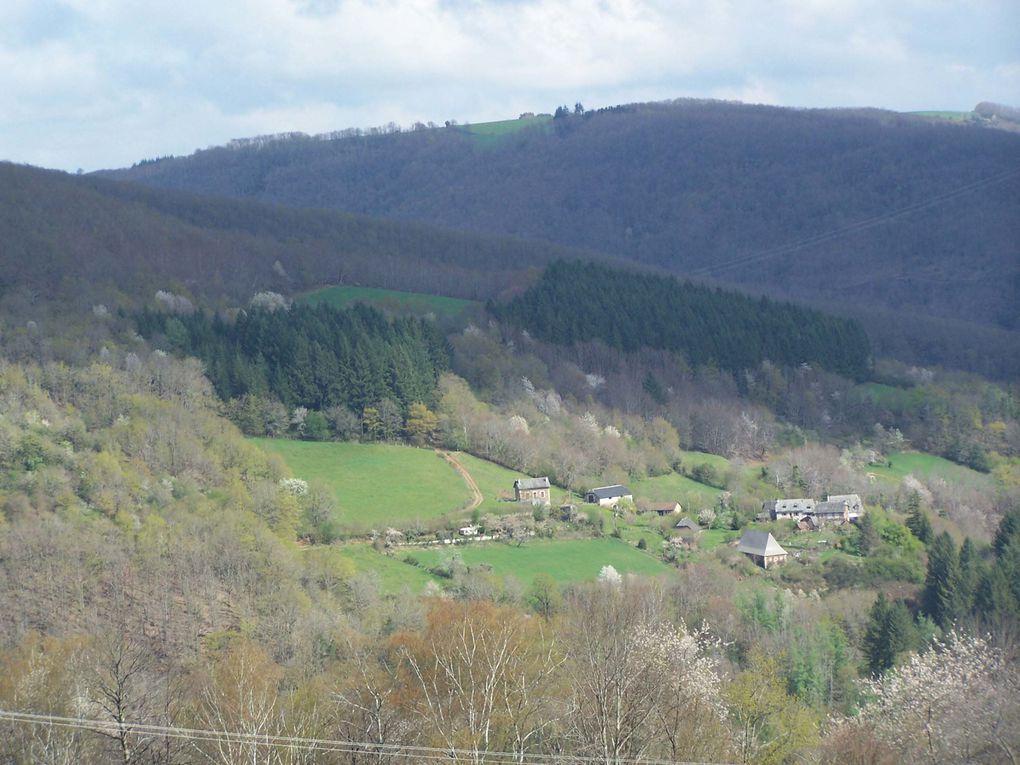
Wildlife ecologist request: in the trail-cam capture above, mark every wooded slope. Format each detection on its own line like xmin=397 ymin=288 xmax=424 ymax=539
xmin=102 ymin=100 xmax=1020 ymax=331
xmin=0 ymin=162 xmax=590 ymax=309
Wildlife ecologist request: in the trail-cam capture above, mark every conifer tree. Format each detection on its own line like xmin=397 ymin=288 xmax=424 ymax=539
xmin=858 ymin=512 xmax=880 ymax=556
xmin=905 ymin=491 xmax=933 ymax=545
xmin=958 ymin=537 xmax=978 ymax=611
xmin=993 ymin=507 xmax=1020 ymax=557
xmin=923 ymin=532 xmax=966 ymax=630
xmin=863 ymin=593 xmax=915 ymax=676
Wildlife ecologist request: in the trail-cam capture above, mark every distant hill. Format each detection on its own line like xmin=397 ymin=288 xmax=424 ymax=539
xmin=101 ymin=99 xmax=1020 ymax=333
xmin=0 ymin=161 xmax=594 ymax=310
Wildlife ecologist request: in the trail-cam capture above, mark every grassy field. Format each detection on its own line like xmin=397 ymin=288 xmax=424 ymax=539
xmin=254 ymin=439 xmax=473 ymax=530
xmin=859 ymin=382 xmax=914 ymax=408
xmin=405 ymin=537 xmax=672 ymax=583
xmin=631 ymin=472 xmax=724 ymax=508
xmin=869 ymin=451 xmax=993 ymax=487
xmin=677 ymin=450 xmax=732 ymax=473
xmin=460 ymin=115 xmax=552 ymax=144
xmin=335 ymin=544 xmax=441 ymax=592
xmin=299 ymin=285 xmax=478 ymax=318
xmin=905 ymin=110 xmax=976 ymax=122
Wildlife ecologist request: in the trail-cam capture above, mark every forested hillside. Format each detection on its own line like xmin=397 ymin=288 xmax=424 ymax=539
xmin=102 ymin=99 xmax=1020 ymax=333
xmin=137 ymin=303 xmax=450 ymax=413
xmin=0 ymin=161 xmax=591 ymax=311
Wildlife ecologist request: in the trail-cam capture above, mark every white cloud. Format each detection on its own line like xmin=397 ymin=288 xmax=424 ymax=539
xmin=1 ymin=0 xmax=1017 ymax=170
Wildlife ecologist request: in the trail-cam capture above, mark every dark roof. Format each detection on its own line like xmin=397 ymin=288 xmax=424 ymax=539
xmin=587 ymin=485 xmax=632 ymax=500
xmin=675 ymin=518 xmax=700 ymax=531
xmin=514 ymin=477 xmax=551 ymax=491
xmin=815 ymin=500 xmax=848 ymax=516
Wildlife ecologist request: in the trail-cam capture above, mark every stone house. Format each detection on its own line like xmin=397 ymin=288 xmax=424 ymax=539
xmin=513 ymin=477 xmax=551 ymax=505
xmin=764 ymin=498 xmax=816 ymax=521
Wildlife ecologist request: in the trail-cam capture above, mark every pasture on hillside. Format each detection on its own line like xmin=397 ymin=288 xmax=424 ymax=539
xmin=451 ymin=451 xmax=570 ymax=514
xmin=405 ymin=537 xmax=672 ymax=584
xmin=335 ymin=544 xmax=441 ymax=592
xmin=869 ymin=451 xmax=994 ymax=488
xmin=299 ymin=285 xmax=478 ymax=318
xmin=254 ymin=439 xmax=474 ymax=531
xmin=631 ymin=472 xmax=724 ymax=509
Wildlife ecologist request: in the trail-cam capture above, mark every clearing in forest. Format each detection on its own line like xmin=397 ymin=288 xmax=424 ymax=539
xmin=299 ymin=285 xmax=478 ymax=317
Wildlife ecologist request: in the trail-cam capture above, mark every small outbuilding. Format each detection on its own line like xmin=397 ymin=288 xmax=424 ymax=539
xmin=584 ymin=485 xmax=633 ymax=508
xmin=514 ymin=477 xmax=551 ymax=505
xmin=738 ymin=531 xmax=789 ymax=569
xmin=653 ymin=502 xmax=683 ymax=516
xmin=675 ymin=517 xmax=700 ymax=532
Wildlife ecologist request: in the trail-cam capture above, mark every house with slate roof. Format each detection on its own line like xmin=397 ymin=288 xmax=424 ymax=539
xmin=826 ymin=494 xmax=863 ymax=520
xmin=738 ymin=531 xmax=789 ymax=568
xmin=764 ymin=498 xmax=816 ymax=521
xmin=584 ymin=484 xmax=633 ymax=508
xmin=513 ymin=477 xmax=551 ymax=505
xmin=814 ymin=499 xmax=851 ymax=525
xmin=765 ymin=494 xmax=863 ymax=528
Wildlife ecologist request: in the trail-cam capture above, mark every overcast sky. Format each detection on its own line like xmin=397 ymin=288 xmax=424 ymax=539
xmin=2 ymin=0 xmax=1017 ymax=172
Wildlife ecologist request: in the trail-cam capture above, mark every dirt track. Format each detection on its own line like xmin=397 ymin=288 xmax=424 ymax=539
xmin=437 ymin=450 xmax=483 ymax=513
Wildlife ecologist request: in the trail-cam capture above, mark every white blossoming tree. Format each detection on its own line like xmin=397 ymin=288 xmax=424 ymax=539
xmin=854 ymin=632 xmax=1020 ymax=764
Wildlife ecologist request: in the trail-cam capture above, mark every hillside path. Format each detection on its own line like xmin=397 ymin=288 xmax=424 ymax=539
xmin=436 ymin=449 xmax=483 ymax=514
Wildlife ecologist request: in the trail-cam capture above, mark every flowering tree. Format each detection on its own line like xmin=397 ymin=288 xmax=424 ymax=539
xmin=565 ymin=581 xmax=732 ymax=763
xmin=856 ymin=632 xmax=1020 ymax=764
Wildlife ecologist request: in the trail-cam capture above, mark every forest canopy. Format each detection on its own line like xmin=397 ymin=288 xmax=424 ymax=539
xmin=135 ymin=303 xmax=451 ymax=413
xmin=491 ymin=261 xmax=872 ymax=380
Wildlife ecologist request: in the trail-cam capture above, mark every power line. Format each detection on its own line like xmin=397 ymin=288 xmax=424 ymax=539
xmin=0 ymin=709 xmax=734 ymax=765
xmin=689 ymin=165 xmax=1020 ymax=278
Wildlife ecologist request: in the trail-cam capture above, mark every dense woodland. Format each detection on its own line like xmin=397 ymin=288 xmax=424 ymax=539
xmin=104 ymin=99 xmax=1020 ymax=335
xmin=136 ymin=303 xmax=450 ymax=415
xmin=493 ymin=261 xmax=872 ymax=380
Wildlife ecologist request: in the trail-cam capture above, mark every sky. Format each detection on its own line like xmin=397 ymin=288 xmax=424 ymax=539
xmin=2 ymin=0 xmax=1018 ymax=172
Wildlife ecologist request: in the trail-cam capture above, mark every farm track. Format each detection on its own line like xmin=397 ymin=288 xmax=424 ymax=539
xmin=437 ymin=449 xmax=483 ymax=513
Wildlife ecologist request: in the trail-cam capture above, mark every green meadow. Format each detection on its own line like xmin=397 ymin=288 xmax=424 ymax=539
xmin=405 ymin=537 xmax=671 ymax=583
xmin=460 ymin=115 xmax=552 ymax=144
xmin=631 ymin=472 xmax=725 ymax=507
xmin=300 ymin=285 xmax=478 ymax=318
xmin=869 ymin=451 xmax=993 ymax=488
xmin=254 ymin=439 xmax=473 ymax=530
xmin=335 ymin=544 xmax=441 ymax=592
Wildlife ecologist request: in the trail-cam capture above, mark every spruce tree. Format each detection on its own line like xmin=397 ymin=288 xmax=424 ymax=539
xmin=974 ymin=563 xmax=1019 ymax=622
xmin=905 ymin=491 xmax=933 ymax=545
xmin=958 ymin=537 xmax=978 ymax=611
xmin=923 ymin=532 xmax=966 ymax=629
xmin=993 ymin=507 xmax=1020 ymax=557
xmin=863 ymin=593 xmax=915 ymax=676
xmin=858 ymin=512 xmax=880 ymax=556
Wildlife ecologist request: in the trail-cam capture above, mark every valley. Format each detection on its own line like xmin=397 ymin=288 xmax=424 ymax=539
xmin=1 ymin=95 xmax=1018 ymax=764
